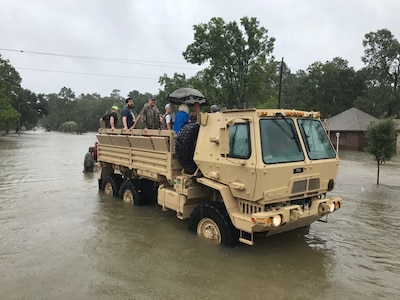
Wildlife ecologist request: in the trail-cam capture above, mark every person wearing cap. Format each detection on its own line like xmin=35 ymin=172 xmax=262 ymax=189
xmin=139 ymin=95 xmax=161 ymax=130
xmin=162 ymin=103 xmax=173 ymax=130
xmin=99 ymin=105 xmax=119 ymax=129
xmin=122 ymin=97 xmax=139 ymax=130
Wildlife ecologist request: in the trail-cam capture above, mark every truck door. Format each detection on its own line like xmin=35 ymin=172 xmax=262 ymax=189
xmin=221 ymin=119 xmax=256 ymax=199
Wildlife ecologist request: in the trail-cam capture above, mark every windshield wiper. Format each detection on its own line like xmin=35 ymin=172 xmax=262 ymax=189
xmin=275 ymin=113 xmax=302 ymax=152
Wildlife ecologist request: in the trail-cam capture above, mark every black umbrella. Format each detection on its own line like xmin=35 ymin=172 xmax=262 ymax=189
xmin=167 ymin=88 xmax=209 ymax=106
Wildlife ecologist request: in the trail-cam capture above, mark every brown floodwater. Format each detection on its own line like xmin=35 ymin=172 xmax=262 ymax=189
xmin=0 ymin=130 xmax=399 ymax=299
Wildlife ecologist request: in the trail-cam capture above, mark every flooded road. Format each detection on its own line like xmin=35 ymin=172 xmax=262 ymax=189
xmin=0 ymin=131 xmax=399 ymax=299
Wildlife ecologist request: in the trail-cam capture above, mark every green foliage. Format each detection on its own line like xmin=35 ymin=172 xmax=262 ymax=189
xmin=0 ymin=96 xmax=19 ymax=131
xmin=0 ymin=54 xmax=22 ymax=95
xmin=59 ymin=121 xmax=78 ymax=133
xmin=365 ymin=118 xmax=397 ymax=184
xmin=58 ymin=87 xmax=76 ymax=122
xmin=282 ymin=58 xmax=365 ymax=117
xmin=0 ymin=55 xmax=21 ymax=131
xmin=183 ymin=16 xmax=277 ymax=108
xmin=360 ymin=29 xmax=400 ymax=117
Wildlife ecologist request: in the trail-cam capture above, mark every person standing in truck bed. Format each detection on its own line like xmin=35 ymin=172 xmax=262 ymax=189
xmin=162 ymin=103 xmax=173 ymax=130
xmin=189 ymin=102 xmax=201 ymax=122
xmin=99 ymin=105 xmax=119 ymax=129
xmin=122 ymin=97 xmax=139 ymax=130
xmin=140 ymin=95 xmax=162 ymax=130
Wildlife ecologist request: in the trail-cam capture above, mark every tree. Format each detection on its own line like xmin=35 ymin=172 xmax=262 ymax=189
xmin=59 ymin=121 xmax=79 ymax=133
xmin=283 ymin=58 xmax=364 ymax=117
xmin=0 ymin=97 xmax=19 ymax=131
xmin=183 ymin=17 xmax=277 ymax=108
xmin=59 ymin=87 xmax=76 ymax=122
xmin=365 ymin=118 xmax=397 ymax=185
xmin=158 ymin=73 xmax=190 ymax=107
xmin=158 ymin=72 xmax=211 ymax=109
xmin=0 ymin=55 xmax=22 ymax=131
xmin=110 ymin=89 xmax=124 ymax=102
xmin=0 ymin=54 xmax=22 ymax=96
xmin=361 ymin=29 xmax=400 ymax=117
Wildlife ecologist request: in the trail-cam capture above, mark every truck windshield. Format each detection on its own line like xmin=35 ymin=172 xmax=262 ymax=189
xmin=297 ymin=119 xmax=336 ymax=160
xmin=260 ymin=119 xmax=304 ymax=164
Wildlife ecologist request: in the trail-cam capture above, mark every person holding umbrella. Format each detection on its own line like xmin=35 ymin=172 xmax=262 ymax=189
xmin=189 ymin=102 xmax=201 ymax=122
xmin=167 ymin=87 xmax=209 ymax=133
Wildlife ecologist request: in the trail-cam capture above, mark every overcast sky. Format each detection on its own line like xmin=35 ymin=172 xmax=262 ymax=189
xmin=1 ymin=0 xmax=399 ymax=98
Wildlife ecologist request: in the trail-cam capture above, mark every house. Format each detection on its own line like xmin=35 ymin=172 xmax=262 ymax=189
xmin=326 ymin=107 xmax=378 ymax=151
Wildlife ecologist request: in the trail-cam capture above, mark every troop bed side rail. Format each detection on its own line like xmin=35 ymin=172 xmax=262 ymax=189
xmin=96 ymin=128 xmax=182 ymax=183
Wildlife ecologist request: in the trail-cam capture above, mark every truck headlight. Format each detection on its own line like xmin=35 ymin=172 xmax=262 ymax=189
xmin=272 ymin=215 xmax=282 ymax=227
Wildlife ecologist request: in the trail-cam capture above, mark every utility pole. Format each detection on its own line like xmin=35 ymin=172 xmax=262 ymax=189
xmin=277 ymin=57 xmax=284 ymax=109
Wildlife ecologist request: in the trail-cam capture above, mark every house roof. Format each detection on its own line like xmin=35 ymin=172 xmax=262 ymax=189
xmin=327 ymin=107 xmax=378 ymax=131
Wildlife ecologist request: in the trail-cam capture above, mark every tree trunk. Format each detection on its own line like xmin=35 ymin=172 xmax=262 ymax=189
xmin=376 ymin=161 xmax=380 ymax=185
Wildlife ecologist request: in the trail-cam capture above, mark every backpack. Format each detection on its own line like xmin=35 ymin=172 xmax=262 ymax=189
xmin=102 ymin=111 xmax=118 ymax=128
xmin=103 ymin=113 xmax=111 ymax=128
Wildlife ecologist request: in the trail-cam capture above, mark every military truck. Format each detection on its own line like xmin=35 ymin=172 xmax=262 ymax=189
xmin=96 ymin=108 xmax=343 ymax=246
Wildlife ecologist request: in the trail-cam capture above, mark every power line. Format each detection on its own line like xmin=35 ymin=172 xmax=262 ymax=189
xmin=16 ymin=67 xmax=158 ymax=80
xmin=0 ymin=47 xmax=201 ymax=70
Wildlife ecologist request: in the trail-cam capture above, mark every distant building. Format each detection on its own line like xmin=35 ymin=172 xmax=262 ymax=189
xmin=326 ymin=108 xmax=378 ymax=151
xmin=326 ymin=107 xmax=400 ymax=151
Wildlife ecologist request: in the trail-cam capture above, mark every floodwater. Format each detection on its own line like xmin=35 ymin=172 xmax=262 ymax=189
xmin=0 ymin=130 xmax=399 ymax=300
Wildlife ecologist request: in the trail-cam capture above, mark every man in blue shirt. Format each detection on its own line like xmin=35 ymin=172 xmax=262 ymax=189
xmin=122 ymin=97 xmax=139 ymax=129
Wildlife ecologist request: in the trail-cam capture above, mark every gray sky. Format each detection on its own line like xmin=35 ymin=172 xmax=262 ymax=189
xmin=1 ymin=0 xmax=399 ymax=98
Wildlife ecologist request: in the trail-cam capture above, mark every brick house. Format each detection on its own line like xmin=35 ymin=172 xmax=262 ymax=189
xmin=326 ymin=107 xmax=400 ymax=151
xmin=326 ymin=107 xmax=378 ymax=151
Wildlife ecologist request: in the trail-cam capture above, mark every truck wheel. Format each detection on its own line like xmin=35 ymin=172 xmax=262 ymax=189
xmin=175 ymin=122 xmax=200 ymax=174
xmin=102 ymin=174 xmax=123 ymax=197
xmin=119 ymin=180 xmax=143 ymax=205
xmin=188 ymin=202 xmax=239 ymax=247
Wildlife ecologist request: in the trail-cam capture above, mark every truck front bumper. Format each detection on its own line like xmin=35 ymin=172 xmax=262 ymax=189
xmin=232 ymin=196 xmax=343 ymax=234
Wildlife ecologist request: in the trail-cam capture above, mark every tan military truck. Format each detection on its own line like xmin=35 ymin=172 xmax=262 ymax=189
xmin=96 ymin=108 xmax=343 ymax=246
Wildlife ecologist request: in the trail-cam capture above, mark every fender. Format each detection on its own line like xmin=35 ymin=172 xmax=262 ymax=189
xmin=196 ymin=177 xmax=240 ymax=221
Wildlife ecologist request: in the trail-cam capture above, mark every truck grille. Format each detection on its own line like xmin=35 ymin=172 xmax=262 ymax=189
xmin=239 ymin=200 xmax=263 ymax=214
xmin=292 ymin=180 xmax=307 ymax=194
xmin=308 ymin=178 xmax=320 ymax=190
xmin=291 ymin=178 xmax=320 ymax=194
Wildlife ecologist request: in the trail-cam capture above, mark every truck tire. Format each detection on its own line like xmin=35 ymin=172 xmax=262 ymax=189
xmin=188 ymin=202 xmax=239 ymax=247
xmin=102 ymin=174 xmax=123 ymax=197
xmin=175 ymin=122 xmax=200 ymax=174
xmin=119 ymin=179 xmax=143 ymax=205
